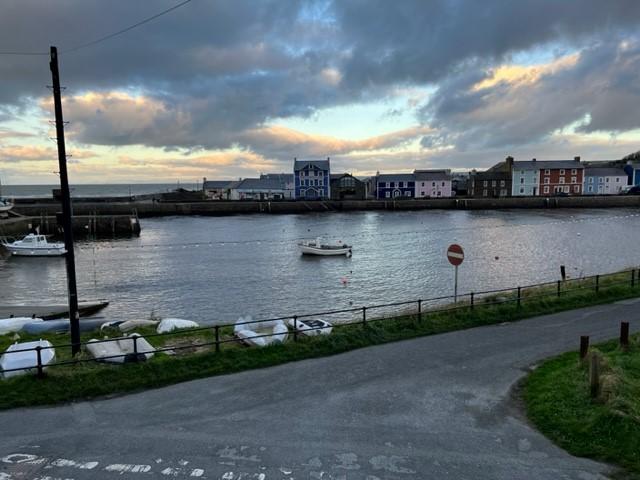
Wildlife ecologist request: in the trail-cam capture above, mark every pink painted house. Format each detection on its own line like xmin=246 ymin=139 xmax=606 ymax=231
xmin=414 ymin=169 xmax=452 ymax=198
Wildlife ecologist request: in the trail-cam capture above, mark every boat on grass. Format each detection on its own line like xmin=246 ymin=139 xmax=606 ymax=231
xmin=298 ymin=238 xmax=352 ymax=257
xmin=2 ymin=234 xmax=66 ymax=257
xmin=1 ymin=339 xmax=55 ymax=378
xmin=234 ymin=317 xmax=288 ymax=347
xmin=287 ymin=318 xmax=333 ymax=336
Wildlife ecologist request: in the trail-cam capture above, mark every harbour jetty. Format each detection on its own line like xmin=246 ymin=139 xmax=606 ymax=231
xmin=8 ymin=194 xmax=640 ymax=218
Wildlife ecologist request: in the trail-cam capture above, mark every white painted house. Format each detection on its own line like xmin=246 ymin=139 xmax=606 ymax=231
xmin=414 ymin=170 xmax=452 ymax=197
xmin=511 ymin=160 xmax=540 ymax=196
xmin=583 ymin=167 xmax=627 ymax=195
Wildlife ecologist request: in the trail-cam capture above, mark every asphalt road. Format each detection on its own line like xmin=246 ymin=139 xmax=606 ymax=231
xmin=1 ymin=298 xmax=639 ymax=480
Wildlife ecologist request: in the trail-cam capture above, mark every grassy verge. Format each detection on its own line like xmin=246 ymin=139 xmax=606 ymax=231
xmin=524 ymin=335 xmax=640 ymax=478
xmin=0 ymin=270 xmax=639 ymax=410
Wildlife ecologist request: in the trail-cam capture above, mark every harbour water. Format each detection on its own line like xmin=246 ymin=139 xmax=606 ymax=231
xmin=1 ymin=208 xmax=639 ymax=325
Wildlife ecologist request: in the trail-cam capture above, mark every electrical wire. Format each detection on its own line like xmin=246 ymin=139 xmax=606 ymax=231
xmin=0 ymin=0 xmax=193 ymax=57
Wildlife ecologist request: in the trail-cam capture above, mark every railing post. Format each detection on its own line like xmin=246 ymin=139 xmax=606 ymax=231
xmin=293 ymin=315 xmax=298 ymax=342
xmin=36 ymin=345 xmax=44 ymax=379
xmin=470 ymin=292 xmax=474 ymax=310
xmin=595 ymin=275 xmax=600 ymax=293
xmin=517 ymin=287 xmax=521 ymax=308
xmin=417 ymin=299 xmax=422 ymax=319
xmin=632 ymin=269 xmax=635 ymax=288
xmin=362 ymin=306 xmax=367 ymax=326
xmin=557 ymin=280 xmax=561 ymax=297
xmin=215 ymin=325 xmax=220 ymax=353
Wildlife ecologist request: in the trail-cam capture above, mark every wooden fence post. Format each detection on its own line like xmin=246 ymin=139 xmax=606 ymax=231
xmin=589 ymin=353 xmax=600 ymax=398
xmin=580 ymin=335 xmax=589 ymax=360
xmin=620 ymin=322 xmax=630 ymax=350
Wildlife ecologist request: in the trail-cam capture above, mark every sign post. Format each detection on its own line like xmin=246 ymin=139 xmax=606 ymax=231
xmin=447 ymin=244 xmax=464 ymax=303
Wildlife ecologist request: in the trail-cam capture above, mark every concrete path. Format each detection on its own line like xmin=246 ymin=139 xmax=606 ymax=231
xmin=1 ymin=299 xmax=640 ymax=480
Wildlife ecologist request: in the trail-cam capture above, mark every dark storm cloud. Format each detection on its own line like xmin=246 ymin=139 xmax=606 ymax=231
xmin=2 ymin=0 xmax=640 ymax=155
xmin=419 ymin=38 xmax=640 ymax=151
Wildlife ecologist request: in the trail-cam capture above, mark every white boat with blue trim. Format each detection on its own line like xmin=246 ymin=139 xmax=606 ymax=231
xmin=298 ymin=238 xmax=352 ymax=257
xmin=2 ymin=234 xmax=66 ymax=257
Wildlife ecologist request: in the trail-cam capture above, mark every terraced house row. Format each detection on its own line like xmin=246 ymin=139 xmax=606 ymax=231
xmin=202 ymin=156 xmax=640 ymax=200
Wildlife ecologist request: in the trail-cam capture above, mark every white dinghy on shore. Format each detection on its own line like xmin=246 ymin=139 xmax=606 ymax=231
xmin=0 ymin=339 xmax=55 ymax=378
xmin=234 ymin=317 xmax=288 ymax=347
xmin=86 ymin=333 xmax=155 ymax=364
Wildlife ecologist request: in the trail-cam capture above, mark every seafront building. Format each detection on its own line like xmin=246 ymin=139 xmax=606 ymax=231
xmin=414 ymin=169 xmax=452 ymax=198
xmin=375 ymin=173 xmax=415 ymax=199
xmin=583 ymin=167 xmax=627 ymax=195
xmin=469 ymin=157 xmax=513 ymax=198
xmin=293 ymin=158 xmax=331 ymax=200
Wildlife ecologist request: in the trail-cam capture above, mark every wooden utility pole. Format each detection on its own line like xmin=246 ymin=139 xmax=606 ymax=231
xmin=50 ymin=46 xmax=81 ymax=355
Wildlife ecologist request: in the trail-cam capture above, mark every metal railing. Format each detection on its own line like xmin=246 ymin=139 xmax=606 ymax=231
xmin=1 ymin=267 xmax=638 ymax=378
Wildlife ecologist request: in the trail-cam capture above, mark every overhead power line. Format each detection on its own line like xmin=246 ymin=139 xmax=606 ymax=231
xmin=0 ymin=0 xmax=193 ymax=57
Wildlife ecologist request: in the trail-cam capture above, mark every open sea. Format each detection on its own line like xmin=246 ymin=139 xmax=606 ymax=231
xmin=1 ymin=183 xmax=199 ymax=199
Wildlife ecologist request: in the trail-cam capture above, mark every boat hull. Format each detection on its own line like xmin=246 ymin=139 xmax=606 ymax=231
xmin=7 ymin=246 xmax=66 ymax=256
xmin=299 ymin=245 xmax=352 ymax=256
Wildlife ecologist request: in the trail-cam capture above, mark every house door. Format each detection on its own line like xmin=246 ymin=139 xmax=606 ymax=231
xmin=393 ymin=189 xmax=402 ymax=198
xmin=532 ymin=187 xmax=537 ymax=196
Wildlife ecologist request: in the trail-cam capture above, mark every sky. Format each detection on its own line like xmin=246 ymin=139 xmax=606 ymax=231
xmin=1 ymin=0 xmax=640 ymax=184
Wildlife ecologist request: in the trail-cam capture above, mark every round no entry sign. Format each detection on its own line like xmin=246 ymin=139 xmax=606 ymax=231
xmin=447 ymin=244 xmax=464 ymax=266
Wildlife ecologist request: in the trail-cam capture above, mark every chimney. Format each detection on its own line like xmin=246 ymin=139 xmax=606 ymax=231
xmin=506 ymin=156 xmax=514 ymax=168
xmin=574 ymin=156 xmax=580 ymax=162
xmin=532 ymin=158 xmax=536 ymax=162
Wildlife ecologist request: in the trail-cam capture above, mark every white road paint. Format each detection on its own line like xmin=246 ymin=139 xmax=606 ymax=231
xmin=104 ymin=464 xmax=152 ymax=474
xmin=50 ymin=458 xmax=98 ymax=470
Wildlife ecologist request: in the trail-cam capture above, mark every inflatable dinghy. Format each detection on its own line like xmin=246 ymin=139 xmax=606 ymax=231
xmin=0 ymin=339 xmax=55 ymax=378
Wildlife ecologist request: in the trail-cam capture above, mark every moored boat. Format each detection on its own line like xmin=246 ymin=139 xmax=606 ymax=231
xmin=2 ymin=234 xmax=66 ymax=257
xmin=298 ymin=238 xmax=352 ymax=257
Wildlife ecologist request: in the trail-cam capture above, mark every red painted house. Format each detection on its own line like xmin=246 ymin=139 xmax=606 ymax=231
xmin=538 ymin=157 xmax=584 ymax=196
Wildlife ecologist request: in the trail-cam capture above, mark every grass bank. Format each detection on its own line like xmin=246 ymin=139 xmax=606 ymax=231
xmin=524 ymin=335 xmax=640 ymax=478
xmin=1 ymin=269 xmax=639 ymax=410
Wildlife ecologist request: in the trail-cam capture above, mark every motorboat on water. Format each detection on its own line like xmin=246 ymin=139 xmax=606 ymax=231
xmin=298 ymin=238 xmax=352 ymax=257
xmin=2 ymin=234 xmax=66 ymax=257
xmin=0 ymin=198 xmax=12 ymax=214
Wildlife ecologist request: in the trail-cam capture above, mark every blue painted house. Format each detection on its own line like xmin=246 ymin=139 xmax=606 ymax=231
xmin=376 ymin=173 xmax=415 ymax=199
xmin=294 ymin=158 xmax=331 ymax=199
xmin=624 ymin=162 xmax=640 ymax=186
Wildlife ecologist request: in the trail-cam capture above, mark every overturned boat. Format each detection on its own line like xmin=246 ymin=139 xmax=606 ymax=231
xmin=234 ymin=317 xmax=288 ymax=347
xmin=0 ymin=339 xmax=55 ymax=378
xmin=287 ymin=318 xmax=333 ymax=336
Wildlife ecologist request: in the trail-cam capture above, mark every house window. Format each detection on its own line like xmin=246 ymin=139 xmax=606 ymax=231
xmin=300 ymin=189 xmax=306 ymax=196
xmin=421 ymin=191 xmax=425 ymax=196
xmin=564 ymin=186 xmax=570 ymax=193
xmin=560 ymin=169 xmax=565 ymax=175
xmin=520 ymin=178 xmax=524 ymax=184
xmin=589 ymin=177 xmax=593 ymax=183
xmin=588 ymin=185 xmax=593 ymax=192
xmin=437 ymin=191 xmax=441 ymax=196
xmin=571 ymin=177 xmax=576 ymax=183
xmin=544 ymin=178 xmax=550 ymax=184
xmin=543 ymin=186 xmax=549 ymax=194
xmin=544 ymin=169 xmax=550 ymax=175
xmin=403 ymin=191 xmax=410 ymax=197
xmin=491 ymin=180 xmax=496 ymax=187
xmin=520 ymin=170 xmax=524 ymax=174
xmin=500 ymin=189 xmax=507 ymax=196
xmin=559 ymin=178 xmax=565 ymax=184
xmin=519 ymin=187 xmax=524 ymax=194
xmin=441 ymin=181 xmax=445 ymax=187
xmin=482 ymin=189 xmax=488 ymax=197
xmin=421 ymin=182 xmax=425 ymax=187
xmin=386 ymin=182 xmax=390 ymax=188
xmin=616 ymin=178 xmax=620 ymax=182
xmin=606 ymin=178 xmax=610 ymax=183
xmin=500 ymin=180 xmax=505 ymax=187
xmin=574 ymin=185 xmax=580 ymax=193
xmin=571 ymin=169 xmax=577 ymax=175
xmin=432 ymin=182 xmax=436 ymax=187
xmin=599 ymin=177 xmax=603 ymax=183
xmin=385 ymin=191 xmax=390 ymax=198
xmin=483 ymin=180 xmax=488 ymax=187
xmin=398 ymin=181 xmax=403 ymax=188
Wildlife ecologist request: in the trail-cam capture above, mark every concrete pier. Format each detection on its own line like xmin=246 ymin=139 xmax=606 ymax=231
xmin=0 ymin=213 xmax=140 ymax=238
xmin=10 ymin=194 xmax=640 ymax=218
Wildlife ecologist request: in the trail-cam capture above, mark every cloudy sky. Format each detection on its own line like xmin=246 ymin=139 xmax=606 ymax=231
xmin=1 ymin=0 xmax=640 ymax=184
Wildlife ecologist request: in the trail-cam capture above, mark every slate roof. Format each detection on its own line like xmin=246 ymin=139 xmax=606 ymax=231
xmin=376 ymin=173 xmax=415 ymax=182
xmin=414 ymin=169 xmax=451 ymax=181
xmin=260 ymin=173 xmax=293 ymax=183
xmin=513 ymin=160 xmax=584 ymax=170
xmin=294 ymin=159 xmax=330 ymax=171
xmin=583 ymin=167 xmax=628 ymax=177
xmin=203 ymin=180 xmax=233 ymax=190
xmin=234 ymin=177 xmax=289 ymax=190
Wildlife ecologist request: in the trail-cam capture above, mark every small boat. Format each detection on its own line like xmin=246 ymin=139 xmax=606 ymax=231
xmin=0 ymin=317 xmax=44 ymax=335
xmin=0 ymin=300 xmax=110 ymax=320
xmin=86 ymin=333 xmax=155 ymax=364
xmin=21 ymin=317 xmax=108 ymax=335
xmin=0 ymin=197 xmax=12 ymax=215
xmin=1 ymin=339 xmax=55 ymax=378
xmin=287 ymin=318 xmax=333 ymax=336
xmin=298 ymin=238 xmax=352 ymax=257
xmin=234 ymin=317 xmax=288 ymax=347
xmin=2 ymin=234 xmax=66 ymax=257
